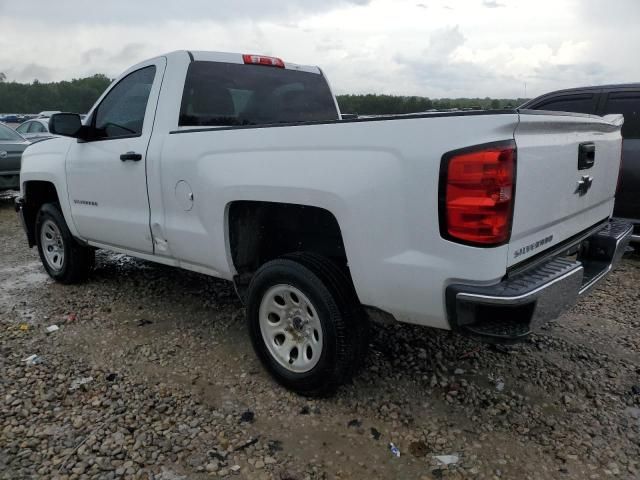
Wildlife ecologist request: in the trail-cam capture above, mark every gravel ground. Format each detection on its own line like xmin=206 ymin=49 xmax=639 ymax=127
xmin=1 ymin=191 xmax=639 ymax=480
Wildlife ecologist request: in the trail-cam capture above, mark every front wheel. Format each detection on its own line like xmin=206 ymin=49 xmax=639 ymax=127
xmin=35 ymin=203 xmax=93 ymax=284
xmin=246 ymin=252 xmax=367 ymax=396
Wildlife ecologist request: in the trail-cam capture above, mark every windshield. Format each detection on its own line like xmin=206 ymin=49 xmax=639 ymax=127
xmin=0 ymin=123 xmax=24 ymax=141
xmin=179 ymin=61 xmax=339 ymax=127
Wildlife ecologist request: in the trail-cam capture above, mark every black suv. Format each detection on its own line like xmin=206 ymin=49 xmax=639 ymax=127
xmin=521 ymin=84 xmax=639 ymax=242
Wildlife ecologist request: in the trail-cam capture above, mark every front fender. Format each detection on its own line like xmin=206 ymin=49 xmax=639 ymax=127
xmin=20 ymin=137 xmax=81 ymax=239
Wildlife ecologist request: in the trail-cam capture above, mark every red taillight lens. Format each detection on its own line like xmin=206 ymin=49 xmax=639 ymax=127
xmin=242 ymin=54 xmax=285 ymax=68
xmin=440 ymin=142 xmax=516 ymax=246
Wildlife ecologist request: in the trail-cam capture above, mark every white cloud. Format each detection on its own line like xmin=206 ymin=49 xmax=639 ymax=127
xmin=0 ymin=0 xmax=637 ymax=98
xmin=0 ymin=0 xmax=372 ymax=24
xmin=482 ymin=1 xmax=506 ymax=8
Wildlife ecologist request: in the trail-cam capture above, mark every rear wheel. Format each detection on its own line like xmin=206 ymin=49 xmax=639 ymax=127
xmin=36 ymin=203 xmax=93 ymax=284
xmin=246 ymin=252 xmax=367 ymax=396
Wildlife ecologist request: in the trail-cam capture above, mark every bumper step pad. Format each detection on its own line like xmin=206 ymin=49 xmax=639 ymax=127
xmin=463 ymin=314 xmax=532 ymax=339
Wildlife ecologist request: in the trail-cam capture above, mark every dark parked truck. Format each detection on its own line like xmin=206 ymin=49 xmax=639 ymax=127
xmin=521 ymin=84 xmax=640 ymax=242
xmin=15 ymin=51 xmax=633 ymax=395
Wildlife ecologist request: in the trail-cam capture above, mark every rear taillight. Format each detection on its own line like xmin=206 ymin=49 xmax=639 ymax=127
xmin=439 ymin=141 xmax=516 ymax=246
xmin=242 ymin=54 xmax=285 ymax=68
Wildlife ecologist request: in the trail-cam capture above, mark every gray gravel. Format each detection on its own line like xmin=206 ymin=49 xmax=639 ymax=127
xmin=1 ymin=191 xmax=639 ymax=479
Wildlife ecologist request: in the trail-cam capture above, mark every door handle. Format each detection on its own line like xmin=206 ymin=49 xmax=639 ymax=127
xmin=120 ymin=151 xmax=142 ymax=162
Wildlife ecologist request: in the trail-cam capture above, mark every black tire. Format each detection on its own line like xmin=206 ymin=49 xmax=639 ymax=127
xmin=246 ymin=252 xmax=368 ymax=396
xmin=35 ymin=203 xmax=93 ymax=284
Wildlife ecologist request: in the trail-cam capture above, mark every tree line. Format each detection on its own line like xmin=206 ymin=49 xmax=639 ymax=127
xmin=0 ymin=73 xmax=526 ymax=115
xmin=0 ymin=74 xmax=112 ymax=114
xmin=336 ymin=94 xmax=527 ymax=115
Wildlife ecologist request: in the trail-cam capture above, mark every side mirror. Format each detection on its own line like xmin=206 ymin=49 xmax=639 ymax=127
xmin=49 ymin=113 xmax=83 ymax=138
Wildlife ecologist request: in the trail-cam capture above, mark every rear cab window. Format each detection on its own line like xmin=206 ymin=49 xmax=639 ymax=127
xmin=179 ymin=61 xmax=339 ymax=127
xmin=602 ymin=91 xmax=640 ymax=139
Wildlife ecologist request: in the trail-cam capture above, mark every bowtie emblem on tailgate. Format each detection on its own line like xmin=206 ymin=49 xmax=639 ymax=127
xmin=575 ymin=175 xmax=593 ymax=196
xmin=0 ymin=151 xmax=7 ymax=159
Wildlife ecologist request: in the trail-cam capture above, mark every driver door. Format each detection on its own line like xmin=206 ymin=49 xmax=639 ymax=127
xmin=66 ymin=58 xmax=166 ymax=253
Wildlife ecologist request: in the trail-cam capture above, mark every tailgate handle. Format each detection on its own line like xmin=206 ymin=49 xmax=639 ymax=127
xmin=578 ymin=143 xmax=595 ymax=170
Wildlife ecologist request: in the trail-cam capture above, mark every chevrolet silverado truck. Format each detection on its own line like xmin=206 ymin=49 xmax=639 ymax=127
xmin=16 ymin=51 xmax=633 ymax=396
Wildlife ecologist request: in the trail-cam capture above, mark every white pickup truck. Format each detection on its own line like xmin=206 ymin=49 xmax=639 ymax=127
xmin=16 ymin=51 xmax=633 ymax=395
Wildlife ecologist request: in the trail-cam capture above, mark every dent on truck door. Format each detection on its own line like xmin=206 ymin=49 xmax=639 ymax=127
xmin=65 ymin=58 xmax=166 ymax=253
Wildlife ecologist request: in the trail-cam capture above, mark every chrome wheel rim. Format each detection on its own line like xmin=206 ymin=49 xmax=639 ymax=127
xmin=259 ymin=284 xmax=323 ymax=373
xmin=40 ymin=219 xmax=65 ymax=271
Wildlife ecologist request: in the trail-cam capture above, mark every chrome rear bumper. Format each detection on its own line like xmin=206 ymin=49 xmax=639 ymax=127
xmin=614 ymin=217 xmax=640 ymax=243
xmin=446 ymin=218 xmax=633 ymax=342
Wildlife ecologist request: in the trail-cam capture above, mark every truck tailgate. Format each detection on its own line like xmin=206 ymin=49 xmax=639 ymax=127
xmin=508 ymin=112 xmax=623 ymax=267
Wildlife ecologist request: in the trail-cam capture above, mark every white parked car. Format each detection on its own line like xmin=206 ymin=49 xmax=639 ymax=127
xmin=37 ymin=111 xmax=61 ymax=118
xmin=16 ymin=51 xmax=632 ymax=395
xmin=15 ymin=118 xmax=54 ymax=141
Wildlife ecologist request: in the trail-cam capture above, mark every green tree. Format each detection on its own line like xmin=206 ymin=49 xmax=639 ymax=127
xmin=337 ymin=94 xmax=523 ymax=115
xmin=0 ymin=74 xmax=112 ymax=113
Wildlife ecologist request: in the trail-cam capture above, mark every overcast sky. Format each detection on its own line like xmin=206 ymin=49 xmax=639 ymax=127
xmin=0 ymin=0 xmax=637 ymax=98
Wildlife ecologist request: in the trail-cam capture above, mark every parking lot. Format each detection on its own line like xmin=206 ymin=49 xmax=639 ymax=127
xmin=0 ymin=191 xmax=639 ymax=479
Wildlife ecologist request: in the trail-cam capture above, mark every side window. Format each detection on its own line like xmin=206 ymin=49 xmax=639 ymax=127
xmin=93 ymin=66 xmax=156 ymax=139
xmin=29 ymin=122 xmax=45 ymax=133
xmin=603 ymin=92 xmax=640 ymax=139
xmin=535 ymin=94 xmax=597 ymax=115
xmin=16 ymin=122 xmax=30 ymax=134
